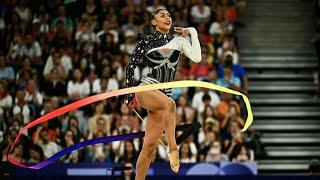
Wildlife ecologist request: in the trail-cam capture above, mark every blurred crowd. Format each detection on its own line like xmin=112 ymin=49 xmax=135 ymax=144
xmin=0 ymin=0 xmax=265 ymax=171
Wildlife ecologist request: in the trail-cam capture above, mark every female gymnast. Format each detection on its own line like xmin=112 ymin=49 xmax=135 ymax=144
xmin=124 ymin=8 xmax=201 ymax=179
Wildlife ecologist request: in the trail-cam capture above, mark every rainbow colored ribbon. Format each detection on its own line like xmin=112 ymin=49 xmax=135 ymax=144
xmin=7 ymin=80 xmax=253 ymax=169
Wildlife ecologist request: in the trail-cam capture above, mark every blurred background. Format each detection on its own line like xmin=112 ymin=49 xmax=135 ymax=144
xmin=0 ymin=0 xmax=319 ymax=177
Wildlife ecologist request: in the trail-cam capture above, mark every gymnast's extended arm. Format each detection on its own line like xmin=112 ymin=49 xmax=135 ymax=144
xmin=180 ymin=27 xmax=202 ymax=63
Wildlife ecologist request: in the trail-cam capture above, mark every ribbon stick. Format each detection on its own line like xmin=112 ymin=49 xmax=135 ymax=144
xmin=7 ymin=80 xmax=253 ymax=169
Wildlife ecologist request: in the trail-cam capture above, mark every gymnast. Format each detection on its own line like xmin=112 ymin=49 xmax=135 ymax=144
xmin=123 ymin=8 xmax=201 ymax=180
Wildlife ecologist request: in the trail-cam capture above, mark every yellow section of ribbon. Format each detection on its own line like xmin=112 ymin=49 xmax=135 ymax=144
xmin=117 ymin=80 xmax=253 ymax=132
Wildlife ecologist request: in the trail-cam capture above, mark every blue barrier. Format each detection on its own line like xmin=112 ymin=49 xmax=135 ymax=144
xmin=11 ymin=162 xmax=257 ymax=176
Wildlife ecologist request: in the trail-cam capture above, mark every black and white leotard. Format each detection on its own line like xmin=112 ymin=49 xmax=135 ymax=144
xmin=124 ymin=27 xmax=201 ymax=104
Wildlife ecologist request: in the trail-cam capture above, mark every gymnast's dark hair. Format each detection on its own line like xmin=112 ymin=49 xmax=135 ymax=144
xmin=151 ymin=8 xmax=168 ymax=20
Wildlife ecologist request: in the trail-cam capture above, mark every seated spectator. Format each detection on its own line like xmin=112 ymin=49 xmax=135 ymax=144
xmin=309 ymin=159 xmax=320 ymax=175
xmin=43 ymin=50 xmax=68 ymax=80
xmin=121 ymin=161 xmax=135 ymax=180
xmin=0 ymin=82 xmax=13 ymax=116
xmin=205 ymin=140 xmax=229 ymax=162
xmin=9 ymin=142 xmax=25 ymax=163
xmin=230 ymin=142 xmax=254 ymax=162
xmin=81 ymin=0 xmax=100 ymax=30
xmin=92 ymin=66 xmax=119 ymax=93
xmin=88 ymin=102 xmax=111 ymax=137
xmin=75 ymin=19 xmax=96 ymax=52
xmin=118 ymin=140 xmax=138 ymax=163
xmin=96 ymin=20 xmax=119 ymax=52
xmin=42 ymin=68 xmax=67 ymax=98
xmin=43 ymin=48 xmax=72 ymax=79
xmin=27 ymin=144 xmax=44 ymax=163
xmin=60 ymin=130 xmax=80 ymax=163
xmin=13 ymin=34 xmax=42 ymax=65
xmin=179 ymin=142 xmax=196 ymax=163
xmin=121 ymin=15 xmax=139 ymax=37
xmin=34 ymin=128 xmax=59 ymax=159
xmin=10 ymin=90 xmax=35 ymax=125
xmin=190 ymin=0 xmax=211 ymax=24
xmin=64 ymin=116 xmax=84 ymax=143
xmin=217 ymin=66 xmax=241 ymax=91
xmin=173 ymin=11 xmax=188 ymax=27
xmin=53 ymin=5 xmax=74 ymax=41
xmin=221 ymin=0 xmax=237 ymax=23
xmin=14 ymin=0 xmax=32 ymax=26
xmin=67 ymin=69 xmax=90 ymax=101
xmin=25 ymin=79 xmax=44 ymax=107
xmin=15 ymin=56 xmax=37 ymax=85
xmin=0 ymin=53 xmax=14 ymax=83
xmin=218 ymin=57 xmax=248 ymax=93
xmin=176 ymin=95 xmax=195 ymax=125
xmin=215 ymin=93 xmax=242 ymax=130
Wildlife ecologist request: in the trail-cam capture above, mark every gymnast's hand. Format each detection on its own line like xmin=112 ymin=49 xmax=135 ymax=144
xmin=174 ymin=27 xmax=190 ymax=36
xmin=127 ymin=96 xmax=139 ymax=110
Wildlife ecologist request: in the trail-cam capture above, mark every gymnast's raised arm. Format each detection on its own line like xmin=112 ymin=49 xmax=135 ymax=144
xmin=176 ymin=27 xmax=202 ymax=63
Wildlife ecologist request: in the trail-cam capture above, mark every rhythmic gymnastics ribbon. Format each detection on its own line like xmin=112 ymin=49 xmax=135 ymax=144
xmin=7 ymin=80 xmax=253 ymax=169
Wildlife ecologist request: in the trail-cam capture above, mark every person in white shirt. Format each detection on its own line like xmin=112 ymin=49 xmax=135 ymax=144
xmin=21 ymin=34 xmax=42 ymax=64
xmin=43 ymin=48 xmax=72 ymax=77
xmin=67 ymin=69 xmax=90 ymax=100
xmin=0 ymin=82 xmax=12 ymax=116
xmin=92 ymin=66 xmax=119 ymax=93
xmin=38 ymin=129 xmax=59 ymax=159
xmin=191 ymin=0 xmax=211 ymax=24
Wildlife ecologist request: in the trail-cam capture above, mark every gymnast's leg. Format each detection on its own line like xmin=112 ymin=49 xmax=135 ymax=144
xmin=135 ymin=109 xmax=164 ymax=180
xmin=135 ymin=89 xmax=179 ymax=178
xmin=136 ymin=89 xmax=178 ymax=152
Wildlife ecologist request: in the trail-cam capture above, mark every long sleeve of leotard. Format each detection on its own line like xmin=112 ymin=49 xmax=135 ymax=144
xmin=180 ymin=27 xmax=202 ymax=63
xmin=124 ymin=40 xmax=145 ymax=104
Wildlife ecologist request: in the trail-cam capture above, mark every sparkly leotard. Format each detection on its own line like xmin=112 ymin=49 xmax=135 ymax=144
xmin=124 ymin=27 xmax=201 ymax=104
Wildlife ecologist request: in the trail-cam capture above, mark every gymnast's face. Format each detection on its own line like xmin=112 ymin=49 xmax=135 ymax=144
xmin=151 ymin=9 xmax=172 ymax=33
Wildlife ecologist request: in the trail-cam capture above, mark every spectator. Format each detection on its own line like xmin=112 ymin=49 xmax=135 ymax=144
xmin=14 ymin=0 xmax=32 ymax=26
xmin=16 ymin=34 xmax=42 ymax=65
xmin=230 ymin=143 xmax=254 ymax=162
xmin=0 ymin=53 xmax=14 ymax=82
xmin=43 ymin=48 xmax=72 ymax=79
xmin=176 ymin=95 xmax=195 ymax=125
xmin=190 ymin=0 xmax=211 ymax=24
xmin=217 ymin=66 xmax=241 ymax=91
xmin=9 ymin=143 xmax=25 ymax=163
xmin=35 ymin=128 xmax=59 ymax=159
xmin=205 ymin=140 xmax=229 ymax=162
xmin=43 ymin=50 xmax=68 ymax=80
xmin=118 ymin=140 xmax=138 ymax=163
xmin=309 ymin=159 xmax=320 ymax=175
xmin=179 ymin=142 xmax=196 ymax=163
xmin=15 ymin=56 xmax=37 ymax=86
xmin=88 ymin=102 xmax=111 ymax=137
xmin=27 ymin=144 xmax=44 ymax=163
xmin=42 ymin=68 xmax=67 ymax=98
xmin=10 ymin=90 xmax=35 ymax=125
xmin=120 ymin=161 xmax=135 ymax=180
xmin=53 ymin=5 xmax=74 ymax=41
xmin=67 ymin=69 xmax=90 ymax=100
xmin=0 ymin=82 xmax=13 ymax=116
